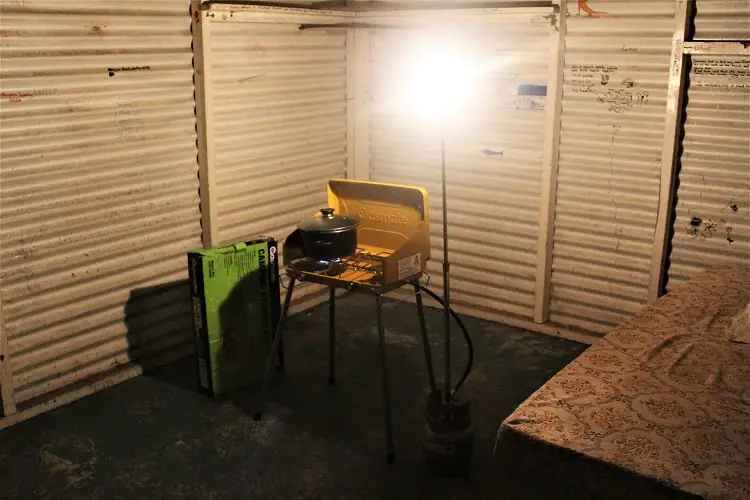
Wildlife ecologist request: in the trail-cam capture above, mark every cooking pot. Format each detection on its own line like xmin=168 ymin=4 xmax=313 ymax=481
xmin=298 ymin=208 xmax=358 ymax=261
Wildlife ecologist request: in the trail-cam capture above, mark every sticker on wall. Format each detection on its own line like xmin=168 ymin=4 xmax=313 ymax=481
xmin=507 ymin=97 xmax=545 ymax=111
xmin=576 ymin=1 xmax=607 ymax=17
xmin=518 ymin=84 xmax=548 ymax=96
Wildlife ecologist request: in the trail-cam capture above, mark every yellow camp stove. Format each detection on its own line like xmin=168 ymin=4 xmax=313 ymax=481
xmin=281 ymin=179 xmax=432 ymax=292
xmin=254 ymin=179 xmax=439 ymax=465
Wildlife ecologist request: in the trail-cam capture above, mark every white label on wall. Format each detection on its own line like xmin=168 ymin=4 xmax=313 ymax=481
xmin=398 ymin=253 xmax=422 ymax=280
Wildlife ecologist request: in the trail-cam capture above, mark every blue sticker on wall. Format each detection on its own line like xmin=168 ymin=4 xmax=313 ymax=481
xmin=518 ymin=84 xmax=547 ymax=96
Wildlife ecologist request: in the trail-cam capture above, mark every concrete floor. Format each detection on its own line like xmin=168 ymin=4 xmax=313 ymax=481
xmin=0 ymin=294 xmax=587 ymax=500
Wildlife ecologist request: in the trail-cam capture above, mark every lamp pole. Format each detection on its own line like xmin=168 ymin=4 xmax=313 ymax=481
xmin=440 ymin=125 xmax=451 ymax=404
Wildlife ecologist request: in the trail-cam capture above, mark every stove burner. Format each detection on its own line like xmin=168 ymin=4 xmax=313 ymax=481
xmin=288 ymin=250 xmax=390 ymax=285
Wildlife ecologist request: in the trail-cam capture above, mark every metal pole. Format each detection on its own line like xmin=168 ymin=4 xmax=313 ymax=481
xmin=260 ymin=278 xmax=296 ymax=396
xmin=376 ymin=293 xmax=396 ymax=464
xmin=440 ymin=126 xmax=451 ymax=403
xmin=414 ymin=282 xmax=437 ymax=393
xmin=328 ymin=286 xmax=336 ymax=385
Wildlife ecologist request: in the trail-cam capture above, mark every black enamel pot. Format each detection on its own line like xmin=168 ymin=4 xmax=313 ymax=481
xmin=298 ymin=208 xmax=359 ymax=261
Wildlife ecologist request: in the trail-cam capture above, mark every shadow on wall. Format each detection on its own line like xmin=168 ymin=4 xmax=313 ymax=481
xmin=211 ymin=265 xmax=280 ymax=397
xmin=124 ymin=279 xmax=199 ymax=393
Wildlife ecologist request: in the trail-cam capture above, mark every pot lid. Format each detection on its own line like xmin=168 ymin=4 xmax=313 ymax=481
xmin=298 ymin=208 xmax=359 ymax=234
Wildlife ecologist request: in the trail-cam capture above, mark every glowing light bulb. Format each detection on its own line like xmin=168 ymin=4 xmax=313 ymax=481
xmin=403 ymin=52 xmax=475 ymax=119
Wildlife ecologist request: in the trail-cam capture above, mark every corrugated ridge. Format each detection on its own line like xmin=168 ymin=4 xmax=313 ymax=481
xmin=0 ymin=1 xmax=201 ymax=407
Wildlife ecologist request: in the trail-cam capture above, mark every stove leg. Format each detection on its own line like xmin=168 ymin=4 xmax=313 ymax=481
xmin=277 ymin=293 xmax=287 ymax=373
xmin=375 ymin=294 xmax=395 ymax=464
xmin=414 ymin=283 xmax=437 ymax=393
xmin=260 ymin=278 xmax=295 ymax=398
xmin=328 ymin=286 xmax=336 ymax=386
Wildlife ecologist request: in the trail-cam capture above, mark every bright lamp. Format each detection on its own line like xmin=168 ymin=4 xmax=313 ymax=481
xmin=403 ymin=52 xmax=475 ymax=119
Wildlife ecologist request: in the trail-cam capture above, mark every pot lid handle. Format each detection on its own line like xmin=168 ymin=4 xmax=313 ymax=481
xmin=320 ymin=208 xmax=335 ymax=218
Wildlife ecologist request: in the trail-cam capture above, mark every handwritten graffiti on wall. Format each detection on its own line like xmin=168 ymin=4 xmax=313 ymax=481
xmin=686 ymin=217 xmax=733 ymax=242
xmin=596 ymin=89 xmax=649 ymax=113
xmin=115 ymin=100 xmax=141 ymax=140
xmin=571 ymin=64 xmax=648 ymax=113
xmin=1 ymin=88 xmax=58 ymax=103
xmin=692 ymin=58 xmax=750 ymax=91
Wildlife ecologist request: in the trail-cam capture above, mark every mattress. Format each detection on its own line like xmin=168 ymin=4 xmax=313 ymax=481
xmin=495 ymin=264 xmax=750 ymax=500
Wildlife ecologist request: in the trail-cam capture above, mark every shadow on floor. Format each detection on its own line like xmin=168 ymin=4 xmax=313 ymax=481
xmin=0 ymin=293 xmax=588 ymax=500
xmin=124 ymin=279 xmax=201 ymax=395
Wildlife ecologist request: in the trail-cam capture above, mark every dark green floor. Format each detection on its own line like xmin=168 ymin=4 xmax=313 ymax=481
xmin=0 ymin=294 xmax=587 ymax=500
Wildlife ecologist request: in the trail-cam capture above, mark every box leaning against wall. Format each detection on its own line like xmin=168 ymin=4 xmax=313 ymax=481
xmin=187 ymin=238 xmax=281 ymax=396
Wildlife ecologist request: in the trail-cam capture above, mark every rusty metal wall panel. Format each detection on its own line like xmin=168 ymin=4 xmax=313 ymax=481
xmin=667 ymin=54 xmax=750 ymax=288
xmin=548 ymin=1 xmax=676 ymax=336
xmin=694 ymin=1 xmax=750 ymax=41
xmin=0 ymin=0 xmax=201 ymax=410
xmin=201 ymin=7 xmax=350 ymax=306
xmin=369 ymin=14 xmax=554 ymax=321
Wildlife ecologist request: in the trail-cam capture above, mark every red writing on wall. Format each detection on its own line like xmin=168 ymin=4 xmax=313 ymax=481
xmin=1 ymin=88 xmax=57 ymax=103
xmin=0 ymin=28 xmax=28 ymax=37
xmin=1 ymin=92 xmax=33 ymax=103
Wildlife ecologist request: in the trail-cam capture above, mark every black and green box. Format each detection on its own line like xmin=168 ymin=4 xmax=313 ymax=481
xmin=187 ymin=237 xmax=281 ymax=396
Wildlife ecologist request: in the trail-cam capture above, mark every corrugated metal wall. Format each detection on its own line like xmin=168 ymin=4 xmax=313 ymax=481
xmin=198 ymin=5 xmax=351 ymax=308
xmin=666 ymin=54 xmax=749 ymax=288
xmin=0 ymin=0 xmax=201 ymax=420
xmin=547 ymin=1 xmax=675 ymax=336
xmin=694 ymin=0 xmax=750 ymax=40
xmin=368 ymin=12 xmax=554 ymax=321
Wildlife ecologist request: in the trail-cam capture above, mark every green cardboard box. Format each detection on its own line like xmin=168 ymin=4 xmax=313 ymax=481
xmin=187 ymin=237 xmax=281 ymax=396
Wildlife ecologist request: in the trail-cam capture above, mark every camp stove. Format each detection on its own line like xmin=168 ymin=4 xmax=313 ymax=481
xmin=254 ymin=179 xmax=439 ymax=464
xmin=281 ymin=179 xmax=431 ymax=292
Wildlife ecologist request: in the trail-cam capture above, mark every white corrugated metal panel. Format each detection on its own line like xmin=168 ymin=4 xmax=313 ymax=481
xmin=368 ymin=12 xmax=554 ymax=321
xmin=548 ymin=1 xmax=676 ymax=336
xmin=0 ymin=1 xmax=201 ymax=411
xmin=694 ymin=1 xmax=750 ymax=41
xmin=667 ymin=54 xmax=750 ymax=288
xmin=351 ymin=0 xmax=560 ymax=6
xmin=200 ymin=5 xmax=351 ymax=306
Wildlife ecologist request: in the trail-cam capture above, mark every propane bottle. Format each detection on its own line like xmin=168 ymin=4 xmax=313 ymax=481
xmin=422 ymin=389 xmax=474 ymax=474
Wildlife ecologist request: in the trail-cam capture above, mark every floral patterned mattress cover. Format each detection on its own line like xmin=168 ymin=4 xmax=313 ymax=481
xmin=495 ymin=264 xmax=750 ymax=500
